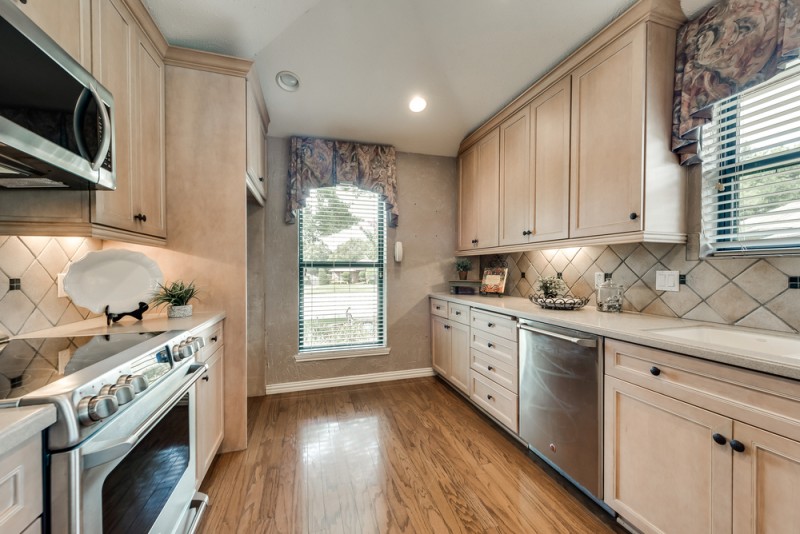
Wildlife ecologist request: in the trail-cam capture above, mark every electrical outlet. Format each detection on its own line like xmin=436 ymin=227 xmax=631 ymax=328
xmin=594 ymin=272 xmax=605 ymax=289
xmin=57 ymin=273 xmax=67 ymax=298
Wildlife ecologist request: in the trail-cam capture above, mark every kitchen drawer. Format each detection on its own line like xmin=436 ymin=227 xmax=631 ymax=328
xmin=605 ymin=338 xmax=800 ymax=443
xmin=448 ymin=302 xmax=470 ymax=325
xmin=195 ymin=321 xmax=223 ymax=363
xmin=471 ymin=309 xmax=517 ymax=341
xmin=471 ymin=349 xmax=517 ymax=394
xmin=430 ymin=298 xmax=448 ymax=318
xmin=0 ymin=435 xmax=42 ymax=534
xmin=471 ymin=330 xmax=517 ymax=369
xmin=471 ymin=371 xmax=518 ymax=432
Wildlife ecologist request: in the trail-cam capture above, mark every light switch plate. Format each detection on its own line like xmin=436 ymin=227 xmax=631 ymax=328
xmin=594 ymin=272 xmax=605 ymax=289
xmin=57 ymin=273 xmax=67 ymax=298
xmin=656 ymin=270 xmax=680 ymax=292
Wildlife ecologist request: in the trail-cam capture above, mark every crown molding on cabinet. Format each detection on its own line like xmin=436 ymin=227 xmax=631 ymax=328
xmin=458 ymin=0 xmax=686 ymax=154
xmin=125 ymin=0 xmax=169 ymax=57
xmin=164 ymin=46 xmax=254 ymax=77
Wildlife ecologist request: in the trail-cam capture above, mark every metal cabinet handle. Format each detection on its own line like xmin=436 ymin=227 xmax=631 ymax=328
xmin=435 ymin=306 xmax=441 ymax=310
xmin=518 ymin=324 xmax=597 ymax=347
xmin=730 ymin=440 xmax=745 ymax=453
xmin=455 ymin=311 xmax=461 ymax=315
xmin=650 ymin=366 xmax=661 ymax=376
xmin=629 ymin=212 xmax=639 ymax=220
xmin=444 ymin=325 xmax=451 ymax=330
xmin=712 ymin=433 xmax=727 ymax=445
xmin=487 ymin=322 xmax=495 ymax=328
xmin=487 ymin=342 xmax=494 ymax=348
xmin=486 ymin=394 xmax=494 ymax=401
xmin=487 ymin=366 xmax=494 ymax=371
xmin=211 ymin=336 xmax=218 ymax=342
xmin=133 ymin=213 xmax=147 ymax=222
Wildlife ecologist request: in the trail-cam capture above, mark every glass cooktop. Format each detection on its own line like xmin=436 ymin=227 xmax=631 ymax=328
xmin=0 ymin=332 xmax=164 ymax=400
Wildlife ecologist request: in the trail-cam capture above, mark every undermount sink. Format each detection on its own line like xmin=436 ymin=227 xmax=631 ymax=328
xmin=647 ymin=325 xmax=800 ymax=361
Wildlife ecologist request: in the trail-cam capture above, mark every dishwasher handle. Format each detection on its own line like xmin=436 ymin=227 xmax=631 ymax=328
xmin=518 ymin=323 xmax=597 ymax=347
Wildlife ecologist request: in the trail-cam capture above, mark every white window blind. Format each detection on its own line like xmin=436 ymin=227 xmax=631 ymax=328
xmin=298 ymin=184 xmax=386 ymax=352
xmin=700 ymin=67 xmax=800 ymax=256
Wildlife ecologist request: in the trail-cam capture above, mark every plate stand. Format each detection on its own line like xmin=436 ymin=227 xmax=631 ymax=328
xmin=105 ymin=302 xmax=149 ymax=326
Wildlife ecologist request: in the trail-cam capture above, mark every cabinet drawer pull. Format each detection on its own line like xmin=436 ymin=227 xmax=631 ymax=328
xmin=202 ymin=376 xmax=209 ymax=382
xmin=487 ymin=365 xmax=494 ymax=371
xmin=444 ymin=325 xmax=451 ymax=330
xmin=455 ymin=311 xmax=461 ymax=315
xmin=730 ymin=440 xmax=745 ymax=453
xmin=211 ymin=336 xmax=218 ymax=343
xmin=629 ymin=212 xmax=639 ymax=220
xmin=486 ymin=394 xmax=494 ymax=401
xmin=487 ymin=342 xmax=494 ymax=348
xmin=712 ymin=433 xmax=727 ymax=445
xmin=487 ymin=322 xmax=495 ymax=328
xmin=649 ymin=366 xmax=661 ymax=376
xmin=133 ymin=213 xmax=147 ymax=222
xmin=435 ymin=305 xmax=441 ymax=310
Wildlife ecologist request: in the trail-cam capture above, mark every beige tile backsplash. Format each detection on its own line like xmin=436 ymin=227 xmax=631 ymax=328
xmin=0 ymin=236 xmax=102 ymax=338
xmin=483 ymin=243 xmax=800 ymax=334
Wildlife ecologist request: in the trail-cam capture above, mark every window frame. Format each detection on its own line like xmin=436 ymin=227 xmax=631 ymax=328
xmin=297 ymin=184 xmax=387 ymax=356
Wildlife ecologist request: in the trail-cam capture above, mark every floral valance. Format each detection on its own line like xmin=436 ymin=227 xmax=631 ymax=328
xmin=285 ymin=136 xmax=399 ymax=227
xmin=672 ymin=0 xmax=800 ymax=165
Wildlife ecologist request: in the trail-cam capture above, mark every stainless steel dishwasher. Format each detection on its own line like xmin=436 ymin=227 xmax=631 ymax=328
xmin=518 ymin=318 xmax=603 ymax=500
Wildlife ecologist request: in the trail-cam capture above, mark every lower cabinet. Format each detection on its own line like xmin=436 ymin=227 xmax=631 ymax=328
xmin=431 ymin=314 xmax=469 ymax=394
xmin=195 ymin=325 xmax=225 ymax=487
xmin=604 ymin=339 xmax=800 ymax=534
xmin=0 ymin=435 xmax=43 ymax=534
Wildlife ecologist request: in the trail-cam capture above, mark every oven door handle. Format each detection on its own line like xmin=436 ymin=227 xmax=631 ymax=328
xmin=82 ymin=363 xmax=208 ymax=470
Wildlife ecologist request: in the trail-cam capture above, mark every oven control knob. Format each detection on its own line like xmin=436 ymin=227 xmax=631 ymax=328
xmin=99 ymin=384 xmax=135 ymax=405
xmin=78 ymin=394 xmax=119 ymax=426
xmin=172 ymin=344 xmax=183 ymax=360
xmin=190 ymin=337 xmax=203 ymax=352
xmin=179 ymin=342 xmax=194 ymax=359
xmin=117 ymin=374 xmax=149 ymax=393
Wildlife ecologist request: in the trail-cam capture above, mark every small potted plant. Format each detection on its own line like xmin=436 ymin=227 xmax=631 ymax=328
xmin=455 ymin=258 xmax=472 ymax=280
xmin=151 ymin=280 xmax=199 ymax=318
xmin=537 ymin=275 xmax=567 ymax=299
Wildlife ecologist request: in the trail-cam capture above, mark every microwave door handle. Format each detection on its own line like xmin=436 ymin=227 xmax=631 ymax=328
xmin=81 ymin=363 xmax=208 ymax=469
xmin=72 ymin=87 xmax=92 ymax=160
xmin=88 ymin=83 xmax=111 ymax=172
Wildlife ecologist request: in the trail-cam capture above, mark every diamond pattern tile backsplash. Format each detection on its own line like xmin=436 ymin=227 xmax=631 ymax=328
xmin=482 ymin=243 xmax=800 ymax=334
xmin=0 ymin=236 xmax=102 ymax=338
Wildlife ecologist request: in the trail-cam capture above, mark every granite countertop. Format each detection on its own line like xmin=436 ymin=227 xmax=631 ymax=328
xmin=11 ymin=311 xmax=226 ymax=339
xmin=0 ymin=405 xmax=57 ymax=457
xmin=431 ymin=293 xmax=800 ymax=381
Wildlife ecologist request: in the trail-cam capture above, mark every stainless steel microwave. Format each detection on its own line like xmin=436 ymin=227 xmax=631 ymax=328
xmin=0 ymin=1 xmax=116 ymax=190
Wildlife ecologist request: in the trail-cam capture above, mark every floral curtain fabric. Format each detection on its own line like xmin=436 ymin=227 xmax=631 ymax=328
xmin=672 ymin=0 xmax=800 ymax=165
xmin=285 ymin=136 xmax=399 ymax=226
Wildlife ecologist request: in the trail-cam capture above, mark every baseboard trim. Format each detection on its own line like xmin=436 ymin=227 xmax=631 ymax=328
xmin=265 ymin=367 xmax=436 ymax=394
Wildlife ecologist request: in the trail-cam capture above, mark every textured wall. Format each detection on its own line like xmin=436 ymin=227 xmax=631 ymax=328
xmin=246 ymin=200 xmax=267 ymax=396
xmin=0 ymin=236 xmax=102 ymax=338
xmin=484 ymin=243 xmax=800 ymax=333
xmin=259 ymin=136 xmax=457 ymax=387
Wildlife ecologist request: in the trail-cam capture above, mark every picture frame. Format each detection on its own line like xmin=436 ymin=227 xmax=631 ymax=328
xmin=480 ymin=267 xmax=508 ymax=295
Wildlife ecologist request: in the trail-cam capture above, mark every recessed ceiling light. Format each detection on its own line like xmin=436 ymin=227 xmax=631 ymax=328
xmin=276 ymin=71 xmax=300 ymax=92
xmin=409 ymin=96 xmax=427 ymax=112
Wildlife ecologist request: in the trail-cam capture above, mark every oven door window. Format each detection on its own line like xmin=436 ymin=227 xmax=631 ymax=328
xmin=101 ymin=393 xmax=190 ymax=534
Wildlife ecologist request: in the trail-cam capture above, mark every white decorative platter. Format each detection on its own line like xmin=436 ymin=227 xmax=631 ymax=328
xmin=63 ymin=250 xmax=164 ymax=314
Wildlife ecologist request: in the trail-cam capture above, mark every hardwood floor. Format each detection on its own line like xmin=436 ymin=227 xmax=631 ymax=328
xmin=198 ymin=377 xmax=623 ymax=534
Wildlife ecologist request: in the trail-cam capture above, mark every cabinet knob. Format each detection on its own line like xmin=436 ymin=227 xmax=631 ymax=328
xmin=629 ymin=212 xmax=639 ymax=220
xmin=472 ymin=239 xmax=479 ymax=245
xmin=730 ymin=440 xmax=745 ymax=453
xmin=487 ymin=342 xmax=494 ymax=348
xmin=649 ymin=366 xmax=661 ymax=376
xmin=435 ymin=306 xmax=441 ymax=310
xmin=712 ymin=433 xmax=727 ymax=445
xmin=522 ymin=230 xmax=533 ymax=236
xmin=134 ymin=213 xmax=147 ymax=222
xmin=487 ymin=365 xmax=494 ymax=371
xmin=455 ymin=311 xmax=461 ymax=315
xmin=211 ymin=336 xmax=218 ymax=342
xmin=487 ymin=322 xmax=495 ymax=328
xmin=259 ymin=177 xmax=264 ymax=182
xmin=486 ymin=394 xmax=494 ymax=401
xmin=202 ymin=375 xmax=209 ymax=382
xmin=444 ymin=325 xmax=451 ymax=330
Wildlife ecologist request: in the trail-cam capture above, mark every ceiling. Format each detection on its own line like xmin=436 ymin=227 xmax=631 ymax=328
xmin=143 ymin=0 xmax=716 ymax=157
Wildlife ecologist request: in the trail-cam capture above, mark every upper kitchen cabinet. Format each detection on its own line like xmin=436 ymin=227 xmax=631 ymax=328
xmin=498 ymin=78 xmax=570 ymax=247
xmin=570 ymin=22 xmax=684 ymax=242
xmin=458 ymin=129 xmax=499 ymax=251
xmin=0 ymin=0 xmax=168 ymax=245
xmin=91 ymin=0 xmax=166 ymax=241
xmin=456 ymin=0 xmax=686 ymax=255
xmin=11 ymin=0 xmax=91 ymax=68
xmin=246 ymin=73 xmax=269 ymax=205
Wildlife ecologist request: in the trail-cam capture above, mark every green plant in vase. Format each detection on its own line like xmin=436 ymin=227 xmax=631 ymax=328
xmin=455 ymin=258 xmax=472 ymax=280
xmin=537 ymin=276 xmax=567 ymax=299
xmin=151 ymin=280 xmax=199 ymax=318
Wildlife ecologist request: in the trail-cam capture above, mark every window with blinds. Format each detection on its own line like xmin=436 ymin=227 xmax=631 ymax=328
xmin=700 ymin=67 xmax=800 ymax=256
xmin=298 ymin=184 xmax=386 ymax=352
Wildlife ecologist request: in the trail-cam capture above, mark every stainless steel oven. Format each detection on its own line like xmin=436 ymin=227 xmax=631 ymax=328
xmin=49 ymin=362 xmax=207 ymax=534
